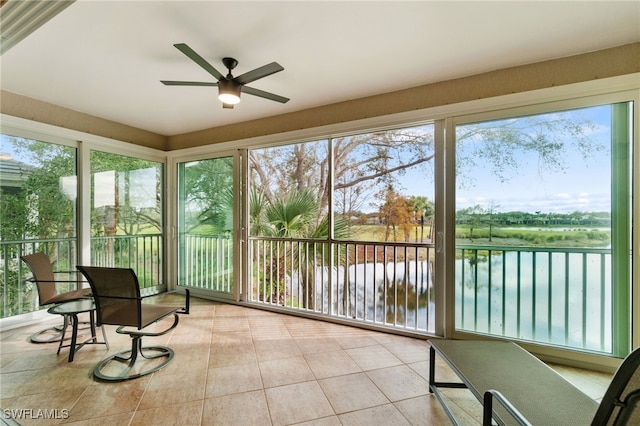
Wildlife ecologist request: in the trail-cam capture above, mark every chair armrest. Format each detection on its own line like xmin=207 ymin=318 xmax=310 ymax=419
xmin=116 ymin=311 xmax=180 ymax=337
xmin=139 ymin=289 xmax=190 ymax=314
xmin=25 ymin=277 xmax=86 ymax=284
xmin=169 ymin=288 xmax=190 ymax=314
xmin=483 ymin=390 xmax=532 ymax=426
xmin=103 ymin=289 xmax=190 ymax=310
xmin=99 ymin=295 xmax=143 ymax=301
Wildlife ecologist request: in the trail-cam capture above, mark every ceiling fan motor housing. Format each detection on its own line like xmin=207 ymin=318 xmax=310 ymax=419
xmin=222 ymin=57 xmax=238 ymax=72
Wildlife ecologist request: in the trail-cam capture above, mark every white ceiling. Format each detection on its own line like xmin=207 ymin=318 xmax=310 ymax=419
xmin=1 ymin=1 xmax=639 ymax=137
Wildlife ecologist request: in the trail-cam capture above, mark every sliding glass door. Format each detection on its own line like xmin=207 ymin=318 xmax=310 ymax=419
xmin=246 ymin=125 xmax=438 ymax=332
xmin=176 ymin=154 xmax=237 ymax=298
xmin=453 ymin=100 xmax=633 ymax=357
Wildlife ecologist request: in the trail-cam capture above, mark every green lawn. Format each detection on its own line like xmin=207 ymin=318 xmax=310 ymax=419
xmin=455 ymin=226 xmax=610 ymax=248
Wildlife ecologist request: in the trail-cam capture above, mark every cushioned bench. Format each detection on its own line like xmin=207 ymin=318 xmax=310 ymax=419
xmin=428 ymin=340 xmax=640 ymax=426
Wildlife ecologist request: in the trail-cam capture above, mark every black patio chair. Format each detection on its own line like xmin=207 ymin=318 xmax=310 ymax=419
xmin=76 ymin=265 xmax=189 ymax=381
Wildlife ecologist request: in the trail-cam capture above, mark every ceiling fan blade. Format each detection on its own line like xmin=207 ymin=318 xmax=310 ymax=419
xmin=173 ymin=43 xmax=224 ymax=81
xmin=242 ymin=86 xmax=289 ymax=103
xmin=234 ymin=62 xmax=284 ymax=85
xmin=222 ymin=103 xmax=234 ymax=109
xmin=161 ymin=80 xmax=218 ymax=86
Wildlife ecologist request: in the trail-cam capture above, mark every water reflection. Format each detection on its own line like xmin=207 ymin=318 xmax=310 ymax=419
xmin=456 ymin=249 xmax=612 ymax=353
xmin=290 ymin=260 xmax=436 ymax=332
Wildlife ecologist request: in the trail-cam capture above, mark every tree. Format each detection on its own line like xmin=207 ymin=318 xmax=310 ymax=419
xmin=485 ymin=201 xmax=501 ymax=242
xmin=378 ymin=185 xmax=415 ymax=242
xmin=182 ymin=157 xmax=234 ymax=234
xmin=250 ymin=189 xmax=351 ymax=308
xmin=1 ymin=139 xmax=76 ymax=244
xmin=457 ymin=205 xmax=486 ymax=241
xmin=456 ymin=114 xmax=601 ymax=189
xmin=1 ymin=139 xmax=78 ymax=317
xmin=250 ymin=127 xmax=435 ymax=218
xmin=1 ymin=138 xmax=164 ymax=276
xmin=334 ymin=164 xmax=370 ymax=224
xmin=250 ymin=114 xmax=600 ymax=241
xmin=263 ymin=190 xmax=319 ymax=238
xmin=0 ymin=189 xmax=28 ymax=241
xmin=5 ymin=112 xmax=601 ymax=243
xmin=90 ymin=151 xmax=162 ymax=237
xmin=412 ymin=196 xmax=434 ymax=242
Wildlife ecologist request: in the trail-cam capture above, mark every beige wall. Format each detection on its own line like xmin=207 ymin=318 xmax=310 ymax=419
xmin=2 ymin=42 xmax=638 ymax=151
xmin=0 ymin=90 xmax=166 ymax=150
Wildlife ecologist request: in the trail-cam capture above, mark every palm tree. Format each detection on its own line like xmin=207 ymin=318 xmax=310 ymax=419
xmin=250 ymin=189 xmax=350 ymax=309
xmin=264 ymin=190 xmax=319 ymax=238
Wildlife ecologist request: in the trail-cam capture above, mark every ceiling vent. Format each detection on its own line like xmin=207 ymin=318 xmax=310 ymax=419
xmin=0 ymin=0 xmax=75 ymax=55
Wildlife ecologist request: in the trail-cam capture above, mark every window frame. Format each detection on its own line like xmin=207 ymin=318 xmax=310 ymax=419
xmin=3 ymin=73 xmax=638 ymax=370
xmin=447 ymin=90 xmax=638 ymax=367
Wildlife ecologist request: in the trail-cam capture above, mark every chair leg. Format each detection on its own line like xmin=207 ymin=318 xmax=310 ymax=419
xmin=56 ymin=315 xmax=70 ymax=354
xmin=86 ymin=310 xmax=109 ymax=350
xmin=175 ymin=289 xmax=190 ymax=315
xmin=30 ymin=317 xmax=94 ymax=344
xmin=93 ymin=335 xmax=174 ymax=382
xmin=29 ymin=315 xmax=69 ymax=344
xmin=182 ymin=289 xmax=190 ymax=314
xmin=29 ymin=325 xmax=63 ymax=344
xmin=99 ymin=324 xmax=109 ymax=350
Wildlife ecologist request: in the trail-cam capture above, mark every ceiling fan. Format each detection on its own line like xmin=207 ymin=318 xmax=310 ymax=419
xmin=161 ymin=43 xmax=289 ymax=109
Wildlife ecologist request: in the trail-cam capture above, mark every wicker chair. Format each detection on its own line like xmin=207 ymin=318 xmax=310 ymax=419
xmin=76 ymin=265 xmax=189 ymax=381
xmin=21 ymin=252 xmax=92 ymax=343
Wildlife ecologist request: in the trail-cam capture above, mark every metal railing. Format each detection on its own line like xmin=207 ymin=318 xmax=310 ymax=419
xmin=456 ymin=245 xmax=612 ymax=353
xmin=1 ymin=238 xmax=77 ymax=318
xmin=180 ymin=234 xmax=233 ymax=292
xmin=2 ymin=236 xmax=614 ymax=353
xmin=91 ymin=234 xmax=162 ymax=288
xmin=1 ymin=235 xmax=162 ymax=318
xmin=247 ymin=237 xmax=436 ymax=334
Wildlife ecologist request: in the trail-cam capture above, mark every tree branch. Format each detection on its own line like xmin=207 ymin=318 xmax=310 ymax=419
xmin=335 ymin=154 xmax=435 ymax=190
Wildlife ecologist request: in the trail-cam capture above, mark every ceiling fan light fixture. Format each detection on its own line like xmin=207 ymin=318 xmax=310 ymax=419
xmin=218 ymin=80 xmax=241 ymax=105
xmin=161 ymin=45 xmax=289 ymax=107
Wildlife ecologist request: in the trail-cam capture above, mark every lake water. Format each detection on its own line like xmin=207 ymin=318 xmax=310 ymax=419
xmin=456 ymin=250 xmax=612 ymax=353
xmin=290 ymin=249 xmax=612 ymax=353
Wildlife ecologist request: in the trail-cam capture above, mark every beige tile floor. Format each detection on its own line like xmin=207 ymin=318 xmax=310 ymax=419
xmin=1 ymin=297 xmax=612 ymax=425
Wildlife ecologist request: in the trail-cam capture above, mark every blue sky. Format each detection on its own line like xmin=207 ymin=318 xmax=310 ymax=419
xmin=396 ymin=105 xmax=612 ymax=214
xmin=455 ymin=105 xmax=611 ymax=214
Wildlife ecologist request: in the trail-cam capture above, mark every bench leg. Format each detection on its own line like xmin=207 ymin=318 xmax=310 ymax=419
xmin=429 ymin=346 xmax=436 ymax=393
xmin=483 ymin=392 xmax=494 ymax=426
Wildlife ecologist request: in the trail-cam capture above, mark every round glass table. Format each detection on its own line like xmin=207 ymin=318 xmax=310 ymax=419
xmin=47 ymin=298 xmax=109 ymax=362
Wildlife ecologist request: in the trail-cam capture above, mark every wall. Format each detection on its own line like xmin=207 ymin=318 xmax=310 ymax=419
xmin=1 ymin=42 xmax=638 ymax=151
xmin=0 ymin=90 xmax=166 ymax=150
